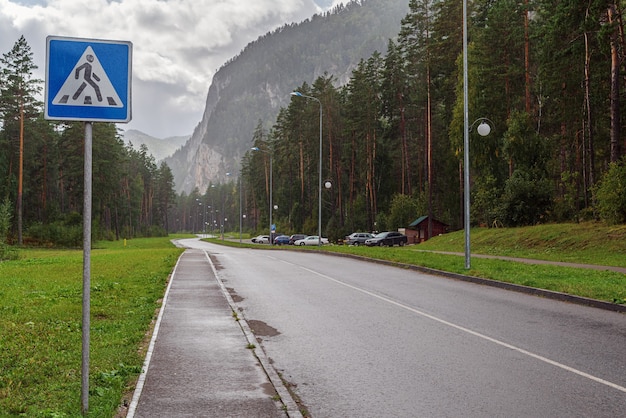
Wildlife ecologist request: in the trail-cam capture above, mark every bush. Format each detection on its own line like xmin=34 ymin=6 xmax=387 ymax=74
xmin=0 ymin=242 xmax=18 ymax=260
xmin=0 ymin=197 xmax=12 ymax=243
xmin=26 ymin=216 xmax=83 ymax=247
xmin=471 ymin=175 xmax=502 ymax=226
xmin=388 ymin=193 xmax=418 ymax=230
xmin=498 ymin=169 xmax=553 ymax=226
xmin=594 ymin=159 xmax=626 ymax=225
xmin=143 ymin=225 xmax=168 ymax=237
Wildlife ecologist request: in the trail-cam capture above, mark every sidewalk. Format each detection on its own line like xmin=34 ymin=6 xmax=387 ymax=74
xmin=125 ymin=248 xmax=296 ymax=417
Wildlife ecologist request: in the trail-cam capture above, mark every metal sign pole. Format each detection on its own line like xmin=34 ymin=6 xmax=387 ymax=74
xmin=81 ymin=121 xmax=93 ymax=414
xmin=44 ymin=37 xmax=130 ymax=414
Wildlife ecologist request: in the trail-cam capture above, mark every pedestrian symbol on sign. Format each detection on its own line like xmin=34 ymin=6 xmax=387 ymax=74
xmin=52 ymin=46 xmax=123 ymax=108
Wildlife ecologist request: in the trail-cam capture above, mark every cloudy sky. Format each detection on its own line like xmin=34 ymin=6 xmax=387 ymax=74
xmin=0 ymin=0 xmax=341 ymax=138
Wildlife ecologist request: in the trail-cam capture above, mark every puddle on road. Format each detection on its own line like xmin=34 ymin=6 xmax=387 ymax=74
xmin=247 ymin=319 xmax=281 ymax=337
xmin=226 ymin=287 xmax=244 ymax=302
xmin=208 ymin=254 xmax=223 ymax=270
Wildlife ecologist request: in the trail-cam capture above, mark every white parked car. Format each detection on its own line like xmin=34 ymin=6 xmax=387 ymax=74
xmin=294 ymin=235 xmax=329 ymax=246
xmin=251 ymin=235 xmax=270 ymax=244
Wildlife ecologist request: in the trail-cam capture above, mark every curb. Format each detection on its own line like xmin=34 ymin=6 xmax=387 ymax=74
xmin=204 ymin=251 xmax=304 ymax=418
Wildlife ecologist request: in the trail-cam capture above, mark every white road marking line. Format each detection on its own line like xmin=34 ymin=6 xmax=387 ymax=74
xmin=297 ymin=264 xmax=626 ymax=394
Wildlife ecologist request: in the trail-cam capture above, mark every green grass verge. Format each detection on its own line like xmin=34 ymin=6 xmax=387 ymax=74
xmin=418 ymin=223 xmax=626 ymax=266
xmin=211 ymin=222 xmax=626 ymax=304
xmin=0 ymin=236 xmax=185 ymax=417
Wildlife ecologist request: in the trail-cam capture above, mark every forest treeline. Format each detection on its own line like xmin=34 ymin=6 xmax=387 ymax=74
xmin=235 ymin=0 xmax=626 ymax=241
xmin=0 ymin=36 xmax=176 ymax=253
xmin=3 ymin=0 xmax=626 ymax=252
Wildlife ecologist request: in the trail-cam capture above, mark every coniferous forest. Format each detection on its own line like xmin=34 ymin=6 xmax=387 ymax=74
xmin=0 ymin=36 xmax=176 ymax=250
xmin=2 ymin=0 xmax=626 ymax=252
xmin=238 ymin=0 xmax=626 ymax=241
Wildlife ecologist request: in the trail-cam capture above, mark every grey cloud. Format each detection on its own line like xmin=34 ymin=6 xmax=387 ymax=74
xmin=1 ymin=0 xmax=324 ymax=137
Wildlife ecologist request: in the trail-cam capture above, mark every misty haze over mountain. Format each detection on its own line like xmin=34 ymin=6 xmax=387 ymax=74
xmin=122 ymin=130 xmax=189 ymax=162
xmin=158 ymin=0 xmax=410 ymax=194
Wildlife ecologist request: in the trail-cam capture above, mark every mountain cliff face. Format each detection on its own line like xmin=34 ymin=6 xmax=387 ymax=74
xmin=166 ymin=0 xmax=410 ymax=194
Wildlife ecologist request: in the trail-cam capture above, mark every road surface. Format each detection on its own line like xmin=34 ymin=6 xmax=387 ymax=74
xmin=180 ymin=239 xmax=626 ymax=417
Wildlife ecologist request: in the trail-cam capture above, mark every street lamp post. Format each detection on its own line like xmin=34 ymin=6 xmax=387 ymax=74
xmin=463 ymin=3 xmax=494 ymax=269
xmin=463 ymin=0 xmax=470 ymax=269
xmin=290 ymin=91 xmax=323 ymax=246
xmin=251 ymin=147 xmax=273 ymax=243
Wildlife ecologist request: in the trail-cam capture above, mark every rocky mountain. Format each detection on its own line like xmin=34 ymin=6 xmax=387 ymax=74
xmin=166 ymin=0 xmax=410 ymax=194
xmin=122 ymin=129 xmax=189 ymax=162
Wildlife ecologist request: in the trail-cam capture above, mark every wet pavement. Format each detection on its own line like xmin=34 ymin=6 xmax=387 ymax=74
xmin=126 ymin=248 xmax=300 ymax=417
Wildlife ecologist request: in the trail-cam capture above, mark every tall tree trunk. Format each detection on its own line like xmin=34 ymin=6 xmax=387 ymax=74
xmin=299 ymin=139 xmax=305 ymax=203
xmin=609 ymin=4 xmax=621 ymax=162
xmin=18 ymin=101 xmax=24 ymax=246
xmin=619 ymin=4 xmax=626 ymax=159
xmin=350 ymin=133 xmax=356 ymax=208
xmin=524 ymin=0 xmax=532 ymax=114
xmin=399 ymin=98 xmax=408 ymax=195
xmin=584 ymin=29 xmax=595 ymax=202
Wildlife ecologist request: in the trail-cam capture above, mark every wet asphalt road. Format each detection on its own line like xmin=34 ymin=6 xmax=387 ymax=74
xmin=182 ymin=239 xmax=626 ymax=417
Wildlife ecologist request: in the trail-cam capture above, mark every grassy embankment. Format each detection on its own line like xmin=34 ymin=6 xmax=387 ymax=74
xmin=216 ymin=223 xmax=626 ymax=304
xmin=0 ymin=236 xmax=187 ymax=417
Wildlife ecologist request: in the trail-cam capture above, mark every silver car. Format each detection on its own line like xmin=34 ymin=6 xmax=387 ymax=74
xmin=345 ymin=232 xmax=374 ymax=246
xmin=294 ymin=236 xmax=329 ymax=246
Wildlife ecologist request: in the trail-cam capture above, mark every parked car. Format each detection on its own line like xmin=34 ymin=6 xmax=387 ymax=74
xmin=294 ymin=235 xmax=329 ymax=246
xmin=273 ymin=235 xmax=290 ymax=245
xmin=345 ymin=232 xmax=374 ymax=246
xmin=288 ymin=234 xmax=307 ymax=245
xmin=364 ymin=231 xmax=408 ymax=247
xmin=251 ymin=235 xmax=270 ymax=244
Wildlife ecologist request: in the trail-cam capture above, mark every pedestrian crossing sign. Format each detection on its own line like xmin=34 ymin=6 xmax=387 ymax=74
xmin=45 ymin=36 xmax=132 ymax=122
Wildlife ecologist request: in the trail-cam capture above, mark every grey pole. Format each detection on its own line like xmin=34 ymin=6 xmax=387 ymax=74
xmin=317 ymin=99 xmax=322 ymax=246
xmin=463 ymin=0 xmax=471 ymax=269
xmin=81 ymin=121 xmax=93 ymax=414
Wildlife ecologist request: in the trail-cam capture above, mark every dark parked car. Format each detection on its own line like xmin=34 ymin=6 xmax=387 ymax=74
xmin=273 ymin=235 xmax=290 ymax=245
xmin=288 ymin=234 xmax=307 ymax=245
xmin=365 ymin=231 xmax=408 ymax=247
xmin=345 ymin=232 xmax=374 ymax=246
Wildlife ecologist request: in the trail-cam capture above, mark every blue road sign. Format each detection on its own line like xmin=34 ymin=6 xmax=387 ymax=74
xmin=45 ymin=36 xmax=132 ymax=122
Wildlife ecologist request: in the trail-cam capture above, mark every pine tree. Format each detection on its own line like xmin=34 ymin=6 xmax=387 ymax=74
xmin=0 ymin=35 xmax=42 ymax=244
